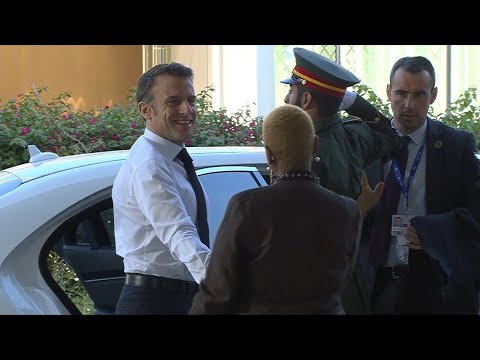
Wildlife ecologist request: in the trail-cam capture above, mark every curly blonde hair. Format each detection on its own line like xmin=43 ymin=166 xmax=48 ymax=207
xmin=262 ymin=105 xmax=315 ymax=169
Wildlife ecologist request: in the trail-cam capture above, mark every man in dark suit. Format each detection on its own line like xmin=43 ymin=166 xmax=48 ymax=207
xmin=344 ymin=55 xmax=480 ymax=314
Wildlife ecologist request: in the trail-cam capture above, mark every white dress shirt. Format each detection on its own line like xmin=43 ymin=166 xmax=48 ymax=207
xmin=112 ymin=128 xmax=210 ymax=283
xmin=384 ymin=119 xmax=428 ymax=266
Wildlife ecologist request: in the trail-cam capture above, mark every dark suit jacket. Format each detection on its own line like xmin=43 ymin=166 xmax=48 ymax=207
xmin=189 ymin=179 xmax=362 ymax=315
xmin=362 ymin=118 xmax=480 ymax=313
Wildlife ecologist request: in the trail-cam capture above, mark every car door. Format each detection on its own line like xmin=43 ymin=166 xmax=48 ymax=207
xmin=59 ymin=166 xmax=266 ymax=314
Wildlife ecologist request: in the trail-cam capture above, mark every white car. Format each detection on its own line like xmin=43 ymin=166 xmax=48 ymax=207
xmin=0 ymin=145 xmax=270 ymax=315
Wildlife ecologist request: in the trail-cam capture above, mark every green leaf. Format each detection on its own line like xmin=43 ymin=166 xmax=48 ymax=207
xmin=10 ymin=137 xmax=28 ymax=148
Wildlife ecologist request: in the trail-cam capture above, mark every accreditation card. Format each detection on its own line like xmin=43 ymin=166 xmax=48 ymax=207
xmin=391 ymin=215 xmax=415 ymax=245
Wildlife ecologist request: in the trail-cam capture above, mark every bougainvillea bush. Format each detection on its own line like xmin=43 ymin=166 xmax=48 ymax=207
xmin=2 ymin=83 xmax=478 ymax=171
xmin=0 ymin=85 xmax=264 ymax=170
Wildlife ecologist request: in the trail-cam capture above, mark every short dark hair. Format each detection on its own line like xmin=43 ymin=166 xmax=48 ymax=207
xmin=389 ymin=56 xmax=436 ymax=88
xmin=136 ymin=62 xmax=194 ymax=104
xmin=297 ymin=85 xmax=342 ymax=116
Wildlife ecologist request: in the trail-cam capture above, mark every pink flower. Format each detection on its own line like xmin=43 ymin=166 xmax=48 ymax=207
xmin=63 ymin=114 xmax=72 ymax=120
xmin=20 ymin=127 xmax=30 ymax=136
xmin=131 ymin=123 xmax=137 ymax=129
xmin=101 ymin=131 xmax=106 ymax=138
xmin=219 ymin=114 xmax=225 ymax=119
xmin=90 ymin=117 xmax=97 ymax=124
xmin=104 ymin=105 xmax=110 ymax=110
xmin=185 ymin=139 xmax=192 ymax=146
xmin=249 ymin=121 xmax=256 ymax=127
xmin=112 ymin=134 xmax=119 ymax=141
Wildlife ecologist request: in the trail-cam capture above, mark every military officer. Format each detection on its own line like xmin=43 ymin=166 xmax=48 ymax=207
xmin=281 ymin=47 xmax=402 ymax=314
xmin=282 ymin=47 xmax=401 ymax=199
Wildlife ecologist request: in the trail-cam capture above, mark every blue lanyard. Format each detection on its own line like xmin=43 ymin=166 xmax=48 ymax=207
xmin=391 ymin=140 xmax=426 ymax=208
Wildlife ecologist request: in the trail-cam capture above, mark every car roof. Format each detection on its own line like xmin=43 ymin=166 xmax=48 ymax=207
xmin=1 ymin=146 xmax=267 ymax=184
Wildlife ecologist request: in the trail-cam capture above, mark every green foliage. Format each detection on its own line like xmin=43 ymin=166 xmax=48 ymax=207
xmin=0 ymin=85 xmax=142 ymax=170
xmin=0 ymin=85 xmax=263 ymax=171
xmin=436 ymin=87 xmax=480 ymax=146
xmin=353 ymin=84 xmax=480 ymax=149
xmin=48 ymin=251 xmax=94 ymax=315
xmin=189 ymin=85 xmax=263 ymax=147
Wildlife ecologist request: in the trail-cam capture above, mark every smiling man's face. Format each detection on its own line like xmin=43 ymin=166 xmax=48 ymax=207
xmin=140 ymin=74 xmax=197 ymax=145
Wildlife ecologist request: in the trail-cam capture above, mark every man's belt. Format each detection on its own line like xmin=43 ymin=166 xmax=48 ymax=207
xmin=125 ymin=273 xmax=198 ymax=294
xmin=378 ymin=264 xmax=410 ymax=279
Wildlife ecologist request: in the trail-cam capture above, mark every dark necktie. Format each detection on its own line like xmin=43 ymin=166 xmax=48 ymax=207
xmin=369 ymin=135 xmax=411 ymax=267
xmin=176 ymin=148 xmax=210 ymax=248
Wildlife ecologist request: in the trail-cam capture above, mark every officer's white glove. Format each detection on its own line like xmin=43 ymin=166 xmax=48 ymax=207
xmin=339 ymin=89 xmax=357 ymax=111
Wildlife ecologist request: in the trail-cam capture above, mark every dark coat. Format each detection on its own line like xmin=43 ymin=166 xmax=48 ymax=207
xmin=189 ymin=179 xmax=362 ymax=315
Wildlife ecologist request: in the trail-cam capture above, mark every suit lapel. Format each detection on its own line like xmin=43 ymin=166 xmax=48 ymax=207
xmin=425 ymin=118 xmax=445 ymax=213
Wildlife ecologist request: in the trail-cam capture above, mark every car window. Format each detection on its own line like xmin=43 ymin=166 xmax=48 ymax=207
xmin=73 ymin=211 xmax=112 ymax=249
xmin=199 ymin=170 xmax=263 ymax=247
xmin=99 ymin=209 xmax=115 ymax=245
xmin=75 ymin=223 xmax=88 ymax=245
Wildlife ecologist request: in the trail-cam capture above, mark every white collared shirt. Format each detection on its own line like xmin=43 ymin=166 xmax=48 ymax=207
xmin=112 ymin=128 xmax=210 ymax=283
xmin=384 ymin=119 xmax=428 ymax=266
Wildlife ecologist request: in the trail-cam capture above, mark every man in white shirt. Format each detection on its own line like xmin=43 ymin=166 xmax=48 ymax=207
xmin=112 ymin=62 xmax=210 ymax=315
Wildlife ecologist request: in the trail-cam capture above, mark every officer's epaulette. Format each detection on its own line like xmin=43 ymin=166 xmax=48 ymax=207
xmin=340 ymin=115 xmax=363 ymax=124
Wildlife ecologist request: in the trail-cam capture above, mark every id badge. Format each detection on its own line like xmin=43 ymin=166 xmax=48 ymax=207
xmin=391 ymin=215 xmax=415 ymax=245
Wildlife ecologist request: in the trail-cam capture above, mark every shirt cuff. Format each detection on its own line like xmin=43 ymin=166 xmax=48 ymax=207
xmin=340 ymin=90 xmax=357 ymax=111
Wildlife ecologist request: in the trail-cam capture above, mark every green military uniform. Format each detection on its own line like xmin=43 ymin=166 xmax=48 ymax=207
xmin=281 ymin=47 xmax=401 ymax=315
xmin=313 ymin=95 xmax=398 ymax=200
xmin=312 ymin=95 xmax=399 ymax=315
